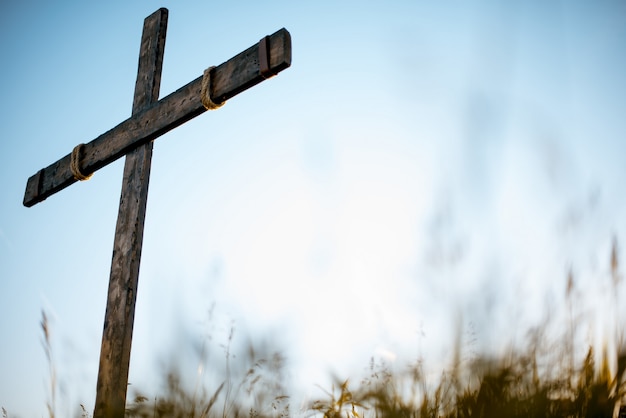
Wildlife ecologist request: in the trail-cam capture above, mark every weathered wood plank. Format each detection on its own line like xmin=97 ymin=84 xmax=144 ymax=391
xmin=93 ymin=8 xmax=167 ymax=418
xmin=23 ymin=27 xmax=291 ymax=207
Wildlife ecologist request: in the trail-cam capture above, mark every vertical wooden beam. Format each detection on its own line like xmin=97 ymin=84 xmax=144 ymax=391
xmin=93 ymin=8 xmax=168 ymax=417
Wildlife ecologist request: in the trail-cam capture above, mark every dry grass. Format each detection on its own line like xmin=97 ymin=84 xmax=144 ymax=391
xmin=3 ymin=240 xmax=625 ymax=417
xmin=124 ymin=325 xmax=291 ymax=418
xmin=307 ymin=237 xmax=626 ymax=418
xmin=308 ymin=340 xmax=626 ymax=417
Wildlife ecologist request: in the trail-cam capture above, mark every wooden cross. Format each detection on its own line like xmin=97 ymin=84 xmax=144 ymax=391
xmin=23 ymin=8 xmax=291 ymax=417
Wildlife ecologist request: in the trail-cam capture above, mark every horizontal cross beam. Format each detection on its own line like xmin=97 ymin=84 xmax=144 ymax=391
xmin=23 ymin=28 xmax=291 ymax=208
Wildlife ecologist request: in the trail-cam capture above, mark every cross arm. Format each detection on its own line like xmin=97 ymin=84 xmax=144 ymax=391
xmin=23 ymin=27 xmax=291 ymax=207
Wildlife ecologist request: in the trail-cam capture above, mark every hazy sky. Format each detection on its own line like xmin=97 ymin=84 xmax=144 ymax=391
xmin=1 ymin=1 xmax=625 ymax=416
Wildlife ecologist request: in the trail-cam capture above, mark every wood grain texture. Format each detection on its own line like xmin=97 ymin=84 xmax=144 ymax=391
xmin=93 ymin=8 xmax=167 ymax=418
xmin=23 ymin=28 xmax=291 ymax=207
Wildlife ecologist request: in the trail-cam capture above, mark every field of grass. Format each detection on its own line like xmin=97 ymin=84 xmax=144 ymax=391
xmin=3 ymin=240 xmax=625 ymax=417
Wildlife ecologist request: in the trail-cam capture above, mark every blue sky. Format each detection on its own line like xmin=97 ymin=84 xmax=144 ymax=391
xmin=1 ymin=1 xmax=625 ymax=416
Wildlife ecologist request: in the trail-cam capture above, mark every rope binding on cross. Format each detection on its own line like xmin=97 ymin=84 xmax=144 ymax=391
xmin=70 ymin=143 xmax=93 ymax=181
xmin=201 ymin=66 xmax=225 ymax=110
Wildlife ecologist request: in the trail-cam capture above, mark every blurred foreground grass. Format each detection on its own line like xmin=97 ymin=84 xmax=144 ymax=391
xmin=4 ymin=241 xmax=625 ymax=417
xmin=125 ymin=238 xmax=626 ymax=417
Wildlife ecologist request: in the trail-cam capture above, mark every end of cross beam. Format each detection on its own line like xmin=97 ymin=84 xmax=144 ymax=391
xmin=23 ymin=170 xmax=43 ymax=207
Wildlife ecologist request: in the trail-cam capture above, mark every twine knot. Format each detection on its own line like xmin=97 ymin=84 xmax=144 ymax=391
xmin=201 ymin=66 xmax=225 ymax=110
xmin=70 ymin=143 xmax=93 ymax=181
